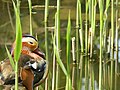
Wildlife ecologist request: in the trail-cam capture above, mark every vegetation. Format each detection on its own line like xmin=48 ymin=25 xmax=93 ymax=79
xmin=1 ymin=0 xmax=119 ymax=90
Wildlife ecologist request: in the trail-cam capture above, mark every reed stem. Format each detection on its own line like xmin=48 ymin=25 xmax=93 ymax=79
xmin=90 ymin=0 xmax=96 ymax=58
xmin=66 ymin=11 xmax=72 ymax=90
xmin=7 ymin=3 xmax=15 ymax=31
xmin=78 ymin=0 xmax=84 ymax=53
xmin=52 ymin=14 xmax=57 ymax=90
xmin=98 ymin=0 xmax=103 ymax=89
xmin=44 ymin=0 xmax=49 ymax=89
xmin=115 ymin=0 xmax=118 ymax=90
xmin=72 ymin=37 xmax=76 ymax=62
xmin=110 ymin=0 xmax=115 ymax=90
xmin=85 ymin=0 xmax=89 ymax=54
xmin=76 ymin=0 xmax=79 ymax=62
xmin=15 ymin=61 xmax=18 ymax=90
xmin=55 ymin=0 xmax=61 ymax=89
xmin=12 ymin=0 xmax=22 ymax=89
xmin=28 ymin=0 xmax=32 ymax=35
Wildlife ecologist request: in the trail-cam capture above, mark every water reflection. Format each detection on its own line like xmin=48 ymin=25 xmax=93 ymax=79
xmin=70 ymin=53 xmax=120 ymax=90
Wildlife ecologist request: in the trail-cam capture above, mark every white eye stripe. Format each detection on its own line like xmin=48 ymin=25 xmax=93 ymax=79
xmin=22 ymin=37 xmax=38 ymax=46
xmin=22 ymin=37 xmax=36 ymax=43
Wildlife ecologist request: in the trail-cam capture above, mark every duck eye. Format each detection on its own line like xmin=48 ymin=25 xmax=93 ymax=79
xmin=29 ymin=41 xmax=33 ymax=44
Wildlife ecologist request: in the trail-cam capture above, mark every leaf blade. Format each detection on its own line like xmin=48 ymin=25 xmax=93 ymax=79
xmin=5 ymin=45 xmax=15 ymax=70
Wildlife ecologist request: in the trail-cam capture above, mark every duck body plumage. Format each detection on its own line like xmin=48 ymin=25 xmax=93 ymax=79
xmin=0 ymin=34 xmax=48 ymax=90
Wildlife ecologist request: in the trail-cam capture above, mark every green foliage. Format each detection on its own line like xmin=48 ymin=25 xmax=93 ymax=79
xmin=78 ymin=0 xmax=84 ymax=52
xmin=66 ymin=11 xmax=71 ymax=75
xmin=54 ymin=43 xmax=67 ymax=76
xmin=66 ymin=11 xmax=72 ymax=90
xmin=5 ymin=45 xmax=15 ymax=70
xmin=12 ymin=0 xmax=22 ymax=90
xmin=28 ymin=0 xmax=33 ymax=35
xmin=12 ymin=0 xmax=22 ymax=62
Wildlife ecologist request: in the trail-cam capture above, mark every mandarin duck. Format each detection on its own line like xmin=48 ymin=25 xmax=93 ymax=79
xmin=0 ymin=34 xmax=48 ymax=90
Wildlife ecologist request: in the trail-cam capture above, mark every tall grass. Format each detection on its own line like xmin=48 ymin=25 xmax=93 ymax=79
xmin=98 ymin=0 xmax=103 ymax=89
xmin=12 ymin=0 xmax=22 ymax=89
xmin=54 ymin=44 xmax=67 ymax=76
xmin=76 ymin=0 xmax=80 ymax=62
xmin=115 ymin=0 xmax=118 ymax=90
xmin=72 ymin=37 xmax=76 ymax=62
xmin=71 ymin=37 xmax=76 ymax=89
xmin=51 ymin=0 xmax=117 ymax=90
xmin=85 ymin=0 xmax=89 ymax=54
xmin=110 ymin=0 xmax=115 ymax=90
xmin=78 ymin=0 xmax=84 ymax=53
xmin=6 ymin=0 xmax=22 ymax=89
xmin=44 ymin=0 xmax=49 ymax=89
xmin=28 ymin=0 xmax=32 ymax=35
xmin=66 ymin=11 xmax=72 ymax=90
xmin=44 ymin=0 xmax=49 ymax=63
xmin=55 ymin=0 xmax=61 ymax=89
xmin=52 ymin=10 xmax=72 ymax=90
xmin=89 ymin=0 xmax=97 ymax=58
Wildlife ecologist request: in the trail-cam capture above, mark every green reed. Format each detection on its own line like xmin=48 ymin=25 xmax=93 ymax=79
xmin=44 ymin=0 xmax=49 ymax=89
xmin=110 ymin=0 xmax=115 ymax=90
xmin=115 ymin=0 xmax=119 ymax=90
xmin=53 ymin=33 xmax=67 ymax=80
xmin=103 ymin=0 xmax=110 ymax=52
xmin=28 ymin=0 xmax=32 ymax=35
xmin=13 ymin=1 xmax=22 ymax=89
xmin=102 ymin=0 xmax=110 ymax=89
xmin=56 ymin=0 xmax=61 ymax=89
xmin=56 ymin=0 xmax=60 ymax=47
xmin=89 ymin=0 xmax=97 ymax=58
xmin=85 ymin=0 xmax=89 ymax=54
xmin=5 ymin=0 xmax=22 ymax=89
xmin=78 ymin=0 xmax=84 ymax=53
xmin=72 ymin=37 xmax=76 ymax=62
xmin=76 ymin=0 xmax=80 ymax=62
xmin=71 ymin=37 xmax=76 ymax=89
xmin=52 ymin=10 xmax=72 ymax=90
xmin=54 ymin=42 xmax=67 ymax=76
xmin=101 ymin=0 xmax=110 ymax=90
xmin=115 ymin=0 xmax=119 ymax=55
xmin=66 ymin=11 xmax=72 ymax=90
xmin=98 ymin=0 xmax=103 ymax=89
xmin=51 ymin=13 xmax=57 ymax=90
xmin=44 ymin=0 xmax=49 ymax=61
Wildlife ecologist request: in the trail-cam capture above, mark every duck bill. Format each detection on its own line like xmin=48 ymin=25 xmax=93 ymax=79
xmin=33 ymin=48 xmax=45 ymax=59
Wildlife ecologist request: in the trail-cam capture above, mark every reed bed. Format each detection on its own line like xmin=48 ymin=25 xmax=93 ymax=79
xmin=4 ymin=0 xmax=120 ymax=90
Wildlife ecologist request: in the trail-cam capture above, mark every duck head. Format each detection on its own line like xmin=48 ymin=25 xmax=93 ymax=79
xmin=11 ymin=34 xmax=45 ymax=60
